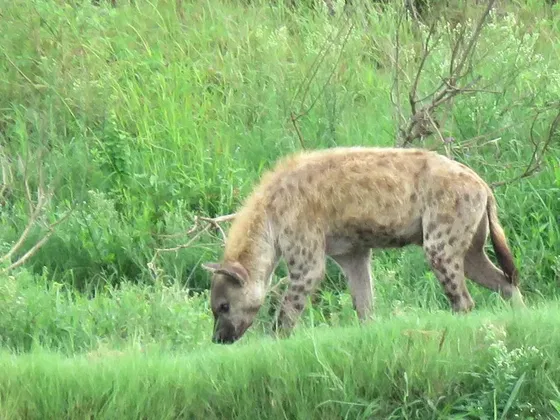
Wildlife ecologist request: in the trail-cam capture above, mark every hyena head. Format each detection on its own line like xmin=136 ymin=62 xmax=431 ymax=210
xmin=202 ymin=261 xmax=264 ymax=344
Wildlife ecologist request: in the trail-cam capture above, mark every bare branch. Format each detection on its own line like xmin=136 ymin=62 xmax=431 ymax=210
xmin=289 ymin=13 xmax=354 ymax=149
xmin=394 ymin=0 xmax=500 ymax=147
xmin=1 ymin=209 xmax=74 ymax=274
xmin=391 ymin=4 xmax=405 ymax=144
xmin=1 ymin=152 xmax=74 ymax=274
xmin=147 ymin=213 xmax=236 ymax=281
xmin=0 ymin=150 xmax=12 ymax=204
xmin=491 ymin=105 xmax=560 ymax=188
xmin=409 ymin=22 xmax=439 ymax=116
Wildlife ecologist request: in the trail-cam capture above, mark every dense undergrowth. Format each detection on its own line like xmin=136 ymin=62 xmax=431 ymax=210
xmin=1 ymin=0 xmax=559 ymax=418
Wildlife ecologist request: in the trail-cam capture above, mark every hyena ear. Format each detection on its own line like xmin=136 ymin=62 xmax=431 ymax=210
xmin=203 ymin=261 xmax=248 ymax=287
xmin=201 ymin=262 xmax=221 ymax=272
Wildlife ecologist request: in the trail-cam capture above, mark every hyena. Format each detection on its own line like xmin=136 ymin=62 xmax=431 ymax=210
xmin=203 ymin=147 xmax=524 ymax=344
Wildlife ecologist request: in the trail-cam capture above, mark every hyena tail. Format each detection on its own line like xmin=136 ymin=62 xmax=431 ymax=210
xmin=486 ymin=189 xmax=519 ymax=286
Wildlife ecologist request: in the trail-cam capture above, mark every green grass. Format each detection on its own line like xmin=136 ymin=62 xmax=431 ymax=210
xmin=2 ymin=302 xmax=560 ymax=419
xmin=1 ymin=0 xmax=560 ymax=417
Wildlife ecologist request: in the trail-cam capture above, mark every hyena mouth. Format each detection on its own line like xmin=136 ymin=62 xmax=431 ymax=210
xmin=212 ymin=334 xmax=236 ymax=344
xmin=212 ymin=319 xmax=255 ymax=344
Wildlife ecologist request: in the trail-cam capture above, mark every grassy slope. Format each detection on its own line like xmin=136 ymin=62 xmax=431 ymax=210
xmin=2 ymin=302 xmax=560 ymax=419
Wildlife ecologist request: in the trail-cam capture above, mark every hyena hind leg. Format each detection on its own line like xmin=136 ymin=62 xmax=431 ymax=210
xmin=330 ymin=248 xmax=374 ymax=322
xmin=464 ymin=217 xmax=525 ymax=307
xmin=423 ymin=216 xmax=477 ymax=313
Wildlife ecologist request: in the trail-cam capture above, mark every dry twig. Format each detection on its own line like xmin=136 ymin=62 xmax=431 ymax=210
xmin=393 ymin=0 xmax=498 ymax=147
xmin=147 ymin=213 xmax=236 ymax=281
xmin=289 ymin=12 xmax=355 ymax=149
xmin=491 ymin=104 xmax=560 ymax=188
xmin=0 ymin=152 xmax=74 ymax=275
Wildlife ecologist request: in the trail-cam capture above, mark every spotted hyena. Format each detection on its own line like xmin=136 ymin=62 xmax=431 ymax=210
xmin=202 ymin=147 xmax=524 ymax=344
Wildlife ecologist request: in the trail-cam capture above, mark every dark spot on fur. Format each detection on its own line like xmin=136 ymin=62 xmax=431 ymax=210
xmin=454 ymin=198 xmax=461 ymax=212
xmin=464 ymin=194 xmax=470 ymax=202
xmin=449 ymin=272 xmax=456 ymax=280
xmin=306 ymin=279 xmax=312 ymax=286
xmin=462 ymin=291 xmax=470 ymax=300
xmin=431 ymin=256 xmax=442 ymax=268
xmin=450 ymin=282 xmax=458 ymax=291
xmin=437 ymin=214 xmax=454 ymax=225
xmin=291 ymin=273 xmax=301 ymax=281
xmin=436 ymin=242 xmax=445 ymax=252
xmin=454 ymin=263 xmax=460 ymax=270
xmin=427 ymin=222 xmax=437 ymax=233
xmin=293 ymin=285 xmax=305 ymax=293
xmin=410 ymin=193 xmax=418 ymax=202
xmin=448 ymin=236 xmax=457 ymax=246
xmin=425 ymin=233 xmax=430 ymax=241
xmin=475 ymin=192 xmax=481 ymax=202
xmin=436 ymin=190 xmax=445 ymax=200
xmin=446 ymin=292 xmax=459 ymax=304
xmin=436 ymin=232 xmax=442 ymax=239
xmin=294 ymin=303 xmax=304 ymax=311
xmin=460 ymin=240 xmax=468 ymax=248
xmin=445 ymin=257 xmax=452 ymax=264
xmin=288 ymin=258 xmax=295 ymax=266
xmin=445 ymin=227 xmax=452 ymax=235
xmin=292 ymin=294 xmax=300 ymax=301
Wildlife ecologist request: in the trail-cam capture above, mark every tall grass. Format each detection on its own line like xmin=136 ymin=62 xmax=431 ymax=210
xmin=1 ymin=0 xmax=558 ymax=292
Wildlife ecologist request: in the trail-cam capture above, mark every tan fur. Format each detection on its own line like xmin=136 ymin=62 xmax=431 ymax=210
xmin=204 ymin=147 xmax=524 ymax=344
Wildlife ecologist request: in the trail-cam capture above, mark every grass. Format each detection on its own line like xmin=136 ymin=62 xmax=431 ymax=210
xmin=0 ymin=0 xmax=560 ymax=417
xmin=1 ymin=302 xmax=560 ymax=419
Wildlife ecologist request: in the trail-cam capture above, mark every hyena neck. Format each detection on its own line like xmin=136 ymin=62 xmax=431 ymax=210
xmin=223 ymin=206 xmax=277 ymax=289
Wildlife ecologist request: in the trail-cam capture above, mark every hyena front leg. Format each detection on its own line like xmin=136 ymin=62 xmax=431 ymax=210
xmin=274 ymin=237 xmax=326 ymax=338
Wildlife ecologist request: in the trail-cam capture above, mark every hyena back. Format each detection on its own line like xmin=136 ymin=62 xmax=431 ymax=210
xmin=203 ymin=147 xmax=524 ymax=344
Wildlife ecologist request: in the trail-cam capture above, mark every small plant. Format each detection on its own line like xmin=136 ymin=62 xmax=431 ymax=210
xmin=457 ymin=322 xmax=543 ymax=418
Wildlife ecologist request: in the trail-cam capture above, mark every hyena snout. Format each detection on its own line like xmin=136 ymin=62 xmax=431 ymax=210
xmin=212 ymin=317 xmax=237 ymax=344
xmin=212 ymin=317 xmax=253 ymax=344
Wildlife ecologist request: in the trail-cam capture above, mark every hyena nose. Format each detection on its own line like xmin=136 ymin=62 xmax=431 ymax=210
xmin=212 ymin=333 xmax=235 ymax=344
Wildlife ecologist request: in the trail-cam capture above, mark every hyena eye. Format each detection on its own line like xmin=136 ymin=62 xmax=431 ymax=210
xmin=219 ymin=302 xmax=230 ymax=313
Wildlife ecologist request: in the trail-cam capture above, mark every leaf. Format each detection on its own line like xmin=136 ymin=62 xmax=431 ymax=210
xmin=499 ymin=372 xmax=526 ymax=420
